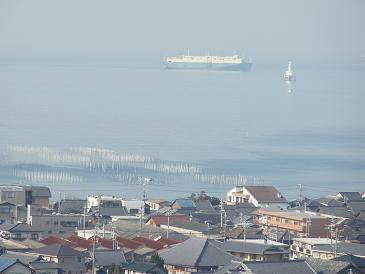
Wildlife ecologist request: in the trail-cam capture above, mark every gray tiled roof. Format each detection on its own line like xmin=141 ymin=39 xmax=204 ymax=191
xmin=306 ymin=257 xmax=355 ymax=274
xmin=94 ymin=249 xmax=126 ymax=267
xmin=158 ymin=238 xmax=238 ymax=267
xmin=9 ymin=223 xmax=43 ymax=233
xmin=194 ymin=200 xmax=214 ymax=212
xmin=59 ymin=199 xmax=86 ymax=214
xmin=213 ymin=261 xmax=246 ymax=274
xmin=312 ymin=242 xmax=365 ymax=257
xmin=30 ymin=261 xmax=60 ymax=270
xmin=0 ymin=251 xmax=40 ymax=264
xmin=244 ymin=260 xmax=317 ymax=274
xmin=316 ymin=197 xmax=344 ymax=207
xmin=122 ymin=261 xmax=165 ymax=273
xmin=31 ymin=186 xmax=51 ymax=197
xmin=168 ymin=220 xmax=209 ymax=233
xmin=338 ymin=192 xmax=363 ymax=202
xmin=347 ymin=200 xmax=365 ymax=215
xmin=90 ymin=205 xmax=128 ymax=217
xmin=191 ymin=212 xmax=224 ymax=226
xmin=31 ymin=243 xmax=82 ymax=257
xmin=317 ymin=206 xmax=353 ymax=218
xmin=220 ymin=240 xmax=288 ymax=255
xmin=332 ymin=254 xmax=365 ymax=268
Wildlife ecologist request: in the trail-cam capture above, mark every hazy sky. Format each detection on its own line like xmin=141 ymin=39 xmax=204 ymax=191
xmin=1 ymin=0 xmax=364 ymax=62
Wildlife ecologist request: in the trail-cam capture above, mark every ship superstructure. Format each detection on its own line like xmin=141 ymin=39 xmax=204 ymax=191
xmin=165 ymin=54 xmax=252 ymax=71
xmin=284 ymin=61 xmax=296 ymax=81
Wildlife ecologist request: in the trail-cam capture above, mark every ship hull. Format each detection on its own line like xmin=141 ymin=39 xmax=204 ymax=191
xmin=165 ymin=62 xmax=252 ymax=72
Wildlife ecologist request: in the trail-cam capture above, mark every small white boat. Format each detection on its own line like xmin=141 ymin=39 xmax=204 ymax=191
xmin=284 ymin=61 xmax=296 ymax=82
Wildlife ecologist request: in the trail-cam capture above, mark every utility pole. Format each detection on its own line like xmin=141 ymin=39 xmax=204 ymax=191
xmin=83 ymin=206 xmax=86 ymax=238
xmin=140 ymin=177 xmax=152 ymax=236
xmin=112 ymin=227 xmax=116 ymax=250
xmin=58 ymin=192 xmax=61 ymax=214
xmin=334 ymin=226 xmax=338 ymax=258
xmin=167 ymin=209 xmax=170 ymax=239
xmin=92 ymin=225 xmax=96 ymax=274
xmin=298 ymin=184 xmax=303 ymax=207
xmin=220 ymin=197 xmax=224 ymax=228
xmin=223 ymin=211 xmax=227 ymax=241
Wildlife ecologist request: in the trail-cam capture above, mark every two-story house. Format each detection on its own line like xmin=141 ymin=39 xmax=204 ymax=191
xmin=226 ymin=186 xmax=289 ymax=209
xmin=30 ymin=244 xmax=85 ymax=274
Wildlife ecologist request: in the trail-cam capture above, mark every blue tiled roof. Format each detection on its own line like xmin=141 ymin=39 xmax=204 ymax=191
xmin=0 ymin=258 xmax=16 ymax=271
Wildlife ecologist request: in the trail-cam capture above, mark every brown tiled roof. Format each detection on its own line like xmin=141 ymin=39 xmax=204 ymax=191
xmin=156 ymin=237 xmax=181 ymax=246
xmin=88 ymin=236 xmax=113 ymax=249
xmin=132 ymin=236 xmax=166 ymax=250
xmin=148 ymin=215 xmax=189 ymax=226
xmin=116 ymin=235 xmax=144 ymax=250
xmin=40 ymin=236 xmax=76 ymax=247
xmin=244 ymin=186 xmax=287 ymax=203
xmin=67 ymin=235 xmax=93 ymax=249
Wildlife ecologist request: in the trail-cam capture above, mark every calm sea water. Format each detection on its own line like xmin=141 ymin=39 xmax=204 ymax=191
xmin=0 ymin=60 xmax=364 ymax=201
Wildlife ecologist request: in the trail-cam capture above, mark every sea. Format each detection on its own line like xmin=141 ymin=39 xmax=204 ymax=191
xmin=1 ymin=57 xmax=365 ymax=202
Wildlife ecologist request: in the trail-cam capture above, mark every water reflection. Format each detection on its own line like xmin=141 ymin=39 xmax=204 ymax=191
xmin=285 ymin=81 xmax=294 ymax=93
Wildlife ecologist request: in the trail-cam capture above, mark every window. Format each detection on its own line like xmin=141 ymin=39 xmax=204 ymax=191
xmin=60 ymin=258 xmax=65 ymax=263
xmin=78 ymin=257 xmax=82 ymax=262
xmin=31 ymin=233 xmax=39 ymax=240
xmin=13 ymin=233 xmax=21 ymax=239
xmin=7 ymin=193 xmax=15 ymax=198
xmin=54 ymin=221 xmax=58 ymax=225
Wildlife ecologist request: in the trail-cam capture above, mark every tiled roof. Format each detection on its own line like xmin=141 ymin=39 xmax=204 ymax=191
xmin=32 ymin=243 xmax=82 ymax=257
xmin=191 ymin=212 xmax=222 ymax=225
xmin=30 ymin=261 xmax=60 ymax=270
xmin=148 ymin=215 xmax=189 ymax=226
xmin=94 ymin=249 xmax=126 ymax=267
xmin=31 ymin=186 xmax=51 ymax=197
xmin=167 ymin=220 xmax=210 ymax=233
xmin=0 ymin=201 xmax=16 ymax=207
xmin=312 ymin=242 xmax=365 ymax=257
xmin=338 ymin=192 xmax=363 ymax=202
xmin=306 ymin=257 xmax=355 ymax=274
xmin=173 ymin=199 xmax=196 ymax=209
xmin=347 ymin=200 xmax=365 ymax=215
xmin=132 ymin=237 xmax=166 ymax=250
xmin=194 ymin=200 xmax=214 ymax=211
xmin=159 ymin=238 xmax=238 ymax=267
xmin=0 ymin=258 xmax=16 ymax=272
xmin=40 ymin=235 xmax=76 ymax=247
xmin=1 ymin=250 xmax=40 ymax=264
xmin=9 ymin=223 xmax=44 ymax=232
xmin=123 ymin=261 xmax=163 ymax=273
xmin=244 ymin=186 xmax=288 ymax=203
xmin=220 ymin=240 xmax=288 ymax=255
xmin=155 ymin=237 xmax=181 ymax=246
xmin=333 ymin=254 xmax=365 ymax=268
xmin=94 ymin=237 xmax=113 ymax=249
xmin=116 ymin=235 xmax=144 ymax=250
xmin=67 ymin=235 xmax=93 ymax=249
xmin=245 ymin=260 xmax=317 ymax=274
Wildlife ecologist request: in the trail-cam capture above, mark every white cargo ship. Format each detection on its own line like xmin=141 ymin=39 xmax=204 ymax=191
xmin=284 ymin=61 xmax=296 ymax=82
xmin=165 ymin=53 xmax=252 ymax=71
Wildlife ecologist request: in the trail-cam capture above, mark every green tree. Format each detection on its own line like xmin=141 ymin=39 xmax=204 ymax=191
xmin=209 ymin=196 xmax=221 ymax=206
xmin=150 ymin=252 xmax=164 ymax=267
